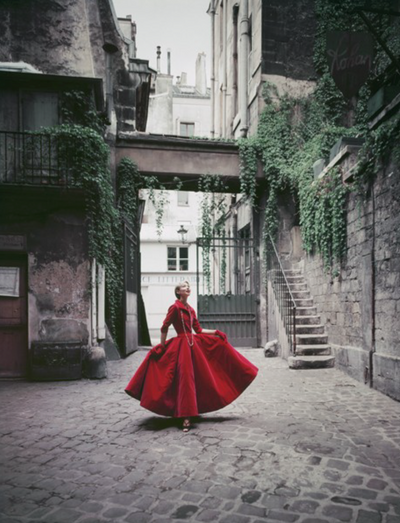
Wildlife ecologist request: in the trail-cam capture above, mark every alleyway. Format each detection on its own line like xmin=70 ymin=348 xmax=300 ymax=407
xmin=1 ymin=350 xmax=400 ymax=523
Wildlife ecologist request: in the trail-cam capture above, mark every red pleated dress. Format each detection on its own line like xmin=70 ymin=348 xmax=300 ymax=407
xmin=125 ymin=299 xmax=258 ymax=418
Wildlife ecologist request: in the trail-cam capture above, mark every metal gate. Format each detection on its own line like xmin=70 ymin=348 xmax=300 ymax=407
xmin=122 ymin=220 xmax=139 ymax=356
xmin=196 ymin=235 xmax=257 ymax=347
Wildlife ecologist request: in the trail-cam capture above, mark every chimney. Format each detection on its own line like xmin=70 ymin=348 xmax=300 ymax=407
xmin=156 ymin=46 xmax=161 ymax=73
xmin=180 ymin=72 xmax=187 ymax=86
xmin=167 ymin=49 xmax=171 ymax=75
xmin=196 ymin=52 xmax=207 ymax=95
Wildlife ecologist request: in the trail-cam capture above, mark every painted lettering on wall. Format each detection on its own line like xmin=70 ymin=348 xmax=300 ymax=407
xmin=326 ymin=31 xmax=374 ymax=99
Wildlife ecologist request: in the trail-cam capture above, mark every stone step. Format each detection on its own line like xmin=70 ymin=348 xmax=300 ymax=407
xmin=295 ymin=344 xmax=332 ymax=356
xmin=291 ymin=290 xmax=311 ymax=300
xmin=296 ymin=306 xmax=317 ymax=316
xmin=286 ymin=274 xmax=304 ymax=280
xmin=284 ymin=270 xmax=302 ymax=277
xmin=293 ymin=298 xmax=314 ymax=307
xmin=296 ymin=315 xmax=321 ymax=325
xmin=288 ymin=355 xmax=335 ymax=369
xmin=293 ymin=324 xmax=325 ymax=335
xmin=296 ymin=333 xmax=328 ymax=345
xmin=288 ymin=283 xmax=308 ymax=291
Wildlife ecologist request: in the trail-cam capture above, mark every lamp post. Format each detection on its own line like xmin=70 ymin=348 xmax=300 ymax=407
xmin=177 ymin=225 xmax=188 ymax=244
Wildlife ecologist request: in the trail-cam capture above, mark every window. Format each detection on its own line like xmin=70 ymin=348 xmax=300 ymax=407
xmin=168 ymin=247 xmax=189 ymax=271
xmin=0 ymin=90 xmax=59 ymax=132
xmin=177 ymin=191 xmax=189 ymax=206
xmin=180 ymin=122 xmax=195 ymax=137
xmin=0 ymin=267 xmax=20 ymax=297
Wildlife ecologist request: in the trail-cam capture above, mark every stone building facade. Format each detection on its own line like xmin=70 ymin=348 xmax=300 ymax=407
xmin=210 ymin=0 xmax=400 ymax=401
xmin=209 ymin=0 xmax=315 ymax=139
xmin=0 ymin=0 xmax=153 ymax=380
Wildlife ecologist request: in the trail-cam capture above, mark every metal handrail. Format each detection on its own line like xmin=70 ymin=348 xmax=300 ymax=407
xmin=267 ymin=235 xmax=297 ymax=355
xmin=0 ymin=130 xmax=75 ymax=187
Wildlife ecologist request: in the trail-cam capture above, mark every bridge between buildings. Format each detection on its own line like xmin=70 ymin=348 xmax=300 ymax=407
xmin=116 ymin=133 xmax=263 ymax=192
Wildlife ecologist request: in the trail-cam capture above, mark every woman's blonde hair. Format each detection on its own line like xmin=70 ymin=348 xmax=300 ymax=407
xmin=175 ymin=280 xmax=190 ymax=299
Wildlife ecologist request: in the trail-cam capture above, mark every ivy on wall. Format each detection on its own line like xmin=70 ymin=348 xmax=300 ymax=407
xmin=37 ymin=124 xmax=123 ymax=344
xmin=238 ymin=0 xmax=400 ymax=271
xmin=238 ymin=82 xmax=353 ymax=269
xmin=198 ymin=174 xmax=228 ymax=294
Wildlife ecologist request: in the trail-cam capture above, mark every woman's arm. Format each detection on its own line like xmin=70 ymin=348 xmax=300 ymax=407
xmin=160 ymin=304 xmax=176 ymax=345
xmin=201 ymin=329 xmax=217 ymax=334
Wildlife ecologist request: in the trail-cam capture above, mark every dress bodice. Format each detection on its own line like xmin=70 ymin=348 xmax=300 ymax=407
xmin=160 ymin=300 xmax=202 ymax=335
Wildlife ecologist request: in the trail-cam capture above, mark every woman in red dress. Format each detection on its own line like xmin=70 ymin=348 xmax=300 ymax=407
xmin=125 ymin=281 xmax=258 ymax=432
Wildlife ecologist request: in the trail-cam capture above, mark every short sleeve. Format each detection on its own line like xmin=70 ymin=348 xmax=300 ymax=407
xmin=160 ymin=304 xmax=176 ymax=333
xmin=192 ymin=308 xmax=203 ymax=334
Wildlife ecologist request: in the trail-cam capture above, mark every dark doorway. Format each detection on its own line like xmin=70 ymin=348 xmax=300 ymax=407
xmin=0 ymin=253 xmax=28 ymax=377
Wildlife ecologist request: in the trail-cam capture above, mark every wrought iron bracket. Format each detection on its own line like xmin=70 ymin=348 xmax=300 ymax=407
xmin=351 ymin=7 xmax=400 ymax=76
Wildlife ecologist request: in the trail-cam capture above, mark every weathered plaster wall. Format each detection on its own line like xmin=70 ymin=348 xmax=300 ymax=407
xmin=0 ymin=0 xmax=139 ymax=134
xmin=0 ymin=206 xmax=91 ymax=348
xmin=0 ymin=0 xmax=95 ymax=77
xmin=301 ymin=159 xmax=400 ymax=400
xmin=147 ymin=75 xmax=174 ymax=135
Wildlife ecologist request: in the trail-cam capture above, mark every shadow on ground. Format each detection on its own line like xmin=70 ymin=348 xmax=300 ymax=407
xmin=137 ymin=414 xmax=240 ymax=431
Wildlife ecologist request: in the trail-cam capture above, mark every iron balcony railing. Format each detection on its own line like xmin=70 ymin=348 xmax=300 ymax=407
xmin=0 ymin=131 xmax=76 ymax=187
xmin=267 ymin=235 xmax=297 ymax=355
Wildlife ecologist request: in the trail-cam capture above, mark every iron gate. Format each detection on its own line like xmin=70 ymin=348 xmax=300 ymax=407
xmin=122 ymin=219 xmax=139 ymax=356
xmin=196 ymin=236 xmax=257 ymax=347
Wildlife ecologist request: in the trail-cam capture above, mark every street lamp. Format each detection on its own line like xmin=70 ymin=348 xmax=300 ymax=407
xmin=177 ymin=224 xmax=188 ymax=243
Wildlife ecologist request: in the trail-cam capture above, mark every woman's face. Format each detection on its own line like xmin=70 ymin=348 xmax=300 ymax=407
xmin=178 ymin=282 xmax=191 ymax=299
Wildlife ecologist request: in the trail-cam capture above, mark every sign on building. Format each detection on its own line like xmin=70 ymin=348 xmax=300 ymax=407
xmin=327 ymin=31 xmax=374 ymax=99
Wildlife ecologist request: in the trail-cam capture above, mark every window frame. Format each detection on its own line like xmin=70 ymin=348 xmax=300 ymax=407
xmin=179 ymin=122 xmax=195 ymax=137
xmin=167 ymin=246 xmax=189 ymax=272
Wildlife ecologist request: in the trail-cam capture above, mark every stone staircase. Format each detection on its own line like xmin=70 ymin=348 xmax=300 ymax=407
xmin=285 ymin=268 xmax=335 ymax=369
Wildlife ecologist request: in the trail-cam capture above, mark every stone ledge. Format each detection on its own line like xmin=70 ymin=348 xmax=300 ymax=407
xmin=373 ymin=352 xmax=400 ymax=402
xmin=331 ymin=344 xmax=369 ymax=384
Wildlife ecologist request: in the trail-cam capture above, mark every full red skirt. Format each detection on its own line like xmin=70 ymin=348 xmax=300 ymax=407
xmin=125 ymin=333 xmax=258 ymax=418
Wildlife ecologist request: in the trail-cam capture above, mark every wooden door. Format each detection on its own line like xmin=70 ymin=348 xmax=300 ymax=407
xmin=0 ymin=255 xmax=28 ymax=377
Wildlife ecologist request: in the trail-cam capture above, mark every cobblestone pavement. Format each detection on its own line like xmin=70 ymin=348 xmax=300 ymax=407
xmin=1 ymin=349 xmax=400 ymax=523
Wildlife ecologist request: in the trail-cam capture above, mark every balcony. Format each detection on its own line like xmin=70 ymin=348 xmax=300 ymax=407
xmin=0 ymin=131 xmax=77 ymax=187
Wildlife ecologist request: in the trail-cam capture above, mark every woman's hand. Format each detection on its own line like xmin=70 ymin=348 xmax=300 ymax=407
xmin=215 ymin=330 xmax=227 ymax=342
xmin=150 ymin=344 xmax=165 ymax=359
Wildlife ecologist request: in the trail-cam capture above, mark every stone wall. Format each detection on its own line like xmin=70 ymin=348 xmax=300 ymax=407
xmin=300 ymin=157 xmax=400 ymax=400
xmin=261 ymin=0 xmax=316 ymax=80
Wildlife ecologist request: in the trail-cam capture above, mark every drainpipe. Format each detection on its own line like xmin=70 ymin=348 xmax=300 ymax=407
xmin=208 ymin=0 xmax=216 ymax=138
xmin=91 ymin=259 xmax=97 ymax=346
xmin=233 ymin=4 xmax=239 ymax=118
xmin=239 ymin=0 xmax=249 ymax=137
xmin=222 ymin=0 xmax=228 ymax=137
xmin=369 ymin=182 xmax=376 ymax=387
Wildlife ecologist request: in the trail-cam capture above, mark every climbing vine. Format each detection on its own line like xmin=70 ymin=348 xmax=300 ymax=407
xmin=198 ymin=174 xmax=229 ymax=293
xmin=355 ymin=112 xmax=400 ymax=186
xmin=236 ymin=0 xmax=400 ymax=271
xmin=238 ymin=82 xmax=353 ymax=269
xmin=36 ymin=124 xmax=123 ymax=344
xmin=60 ymin=90 xmax=108 ymax=135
